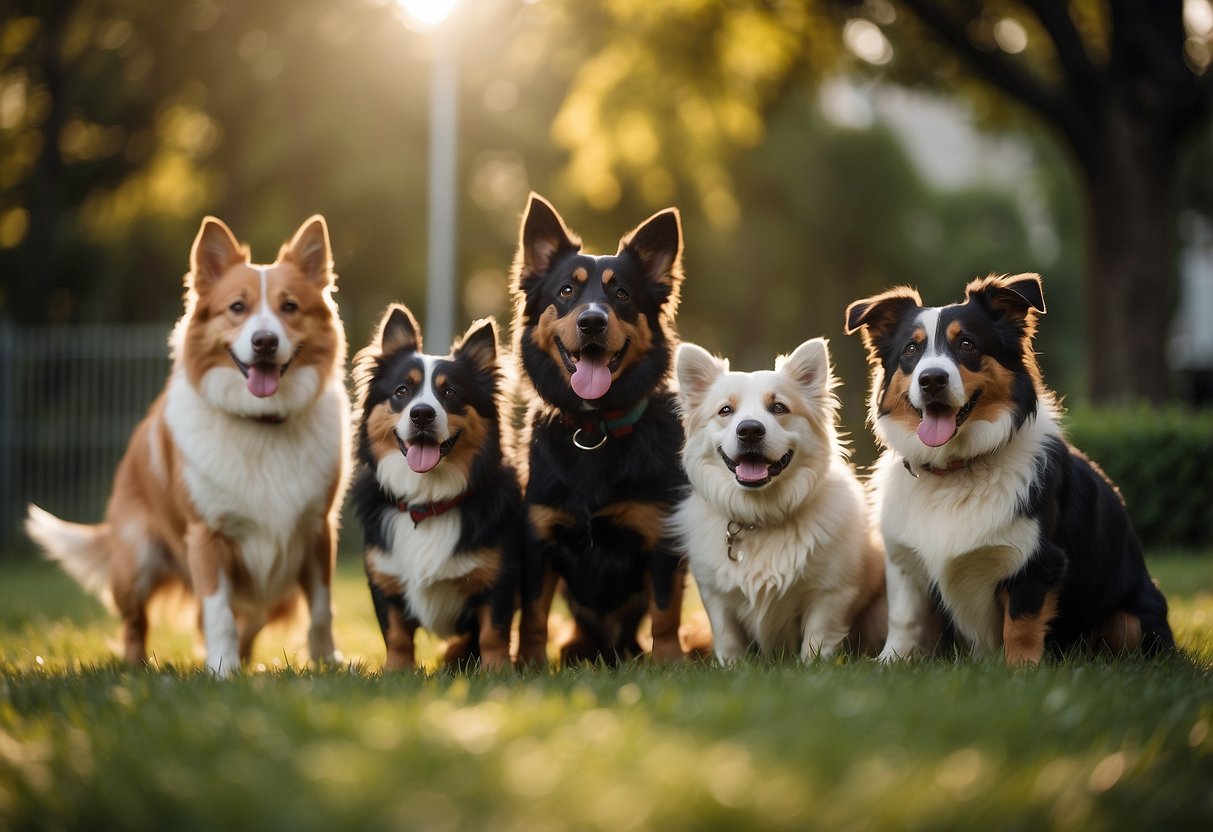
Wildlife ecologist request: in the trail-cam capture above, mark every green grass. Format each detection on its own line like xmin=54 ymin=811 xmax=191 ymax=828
xmin=1 ymin=553 xmax=1212 ymax=831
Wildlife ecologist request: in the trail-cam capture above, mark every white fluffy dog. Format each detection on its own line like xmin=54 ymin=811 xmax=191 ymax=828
xmin=671 ymin=339 xmax=886 ymax=662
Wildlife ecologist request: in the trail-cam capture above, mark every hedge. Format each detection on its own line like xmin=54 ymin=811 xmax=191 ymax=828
xmin=1063 ymin=405 xmax=1213 ymax=551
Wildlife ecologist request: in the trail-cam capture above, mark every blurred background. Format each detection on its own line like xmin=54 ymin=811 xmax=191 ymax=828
xmin=2 ymin=0 xmax=1212 ymax=553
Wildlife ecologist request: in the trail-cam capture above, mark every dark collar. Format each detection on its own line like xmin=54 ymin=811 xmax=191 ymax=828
xmin=903 ymin=454 xmax=991 ymax=478
xmin=398 ymin=490 xmax=474 ymax=525
xmin=251 ymin=414 xmax=287 ymax=425
xmin=561 ymin=398 xmax=650 ymax=449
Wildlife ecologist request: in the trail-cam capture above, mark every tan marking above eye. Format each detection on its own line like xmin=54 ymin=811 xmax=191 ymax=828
xmin=407 ymin=367 xmax=423 ymax=386
xmin=573 ymin=267 xmax=588 ymax=284
xmin=435 ymin=373 xmax=448 ymax=388
xmin=947 ymin=321 xmax=963 ymax=341
xmin=601 ymin=268 xmax=615 ymax=286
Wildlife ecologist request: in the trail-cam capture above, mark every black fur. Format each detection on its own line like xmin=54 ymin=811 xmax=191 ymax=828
xmin=1005 ymin=436 xmax=1173 ymax=655
xmin=513 ymin=195 xmax=688 ymax=664
xmin=352 ymin=307 xmax=523 ymax=668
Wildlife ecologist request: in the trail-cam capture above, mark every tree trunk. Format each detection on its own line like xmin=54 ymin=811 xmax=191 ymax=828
xmin=1079 ymin=105 xmax=1177 ymax=404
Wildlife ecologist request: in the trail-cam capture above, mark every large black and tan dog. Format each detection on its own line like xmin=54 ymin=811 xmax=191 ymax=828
xmin=844 ymin=273 xmax=1173 ymax=664
xmin=352 ymin=304 xmax=522 ymax=670
xmin=511 ymin=194 xmax=689 ymax=665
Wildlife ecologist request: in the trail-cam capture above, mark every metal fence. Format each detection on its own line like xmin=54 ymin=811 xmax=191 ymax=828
xmin=0 ymin=323 xmax=173 ymax=556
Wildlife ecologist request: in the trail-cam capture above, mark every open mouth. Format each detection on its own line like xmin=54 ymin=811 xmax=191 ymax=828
xmin=229 ymin=349 xmax=293 ymax=399
xmin=396 ymin=429 xmax=463 ymax=474
xmin=555 ymin=336 xmax=630 ymax=400
xmin=717 ymin=446 xmax=795 ymax=489
xmin=911 ymin=389 xmax=983 ymax=448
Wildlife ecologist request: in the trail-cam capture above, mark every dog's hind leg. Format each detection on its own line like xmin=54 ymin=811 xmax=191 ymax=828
xmin=476 ymin=603 xmax=512 ymax=670
xmin=645 ymin=556 xmax=686 ymax=663
xmin=108 ymin=522 xmax=162 ymax=666
xmin=801 ymin=599 xmax=853 ymax=662
xmin=237 ymin=610 xmax=267 ymax=663
xmin=518 ymin=560 xmax=558 ymax=667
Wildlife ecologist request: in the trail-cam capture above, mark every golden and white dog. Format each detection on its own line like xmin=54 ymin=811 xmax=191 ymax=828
xmin=26 ymin=216 xmax=349 ymax=675
xmin=671 ymin=339 xmax=886 ymax=662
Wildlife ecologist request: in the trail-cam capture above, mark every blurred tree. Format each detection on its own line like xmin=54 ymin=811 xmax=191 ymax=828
xmin=551 ymin=0 xmax=1213 ymax=403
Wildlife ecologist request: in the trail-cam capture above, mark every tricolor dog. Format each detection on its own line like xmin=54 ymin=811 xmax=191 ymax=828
xmin=351 ymin=305 xmax=522 ymax=670
xmin=844 ymin=273 xmax=1173 ymax=664
xmin=27 ymin=216 xmax=350 ymax=675
xmin=672 ymin=339 xmax=886 ymax=662
xmin=511 ymin=194 xmax=689 ymax=665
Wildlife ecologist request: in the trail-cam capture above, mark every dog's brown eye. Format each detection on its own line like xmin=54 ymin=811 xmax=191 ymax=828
xmin=904 ymin=342 xmax=918 ymax=356
xmin=718 ymin=405 xmax=733 ymax=417
xmin=770 ymin=402 xmax=788 ymax=415
xmin=559 ymin=284 xmax=574 ymax=298
xmin=229 ymin=300 xmax=246 ymax=314
xmin=443 ymin=387 xmax=456 ymax=399
xmin=615 ymin=287 xmax=630 ymax=300
xmin=393 ymin=385 xmax=407 ymax=399
xmin=959 ymin=337 xmax=976 ymax=352
xmin=281 ymin=299 xmax=299 ymax=313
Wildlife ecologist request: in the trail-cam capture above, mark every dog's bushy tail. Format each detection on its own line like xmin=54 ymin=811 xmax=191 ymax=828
xmin=25 ymin=504 xmax=113 ymax=598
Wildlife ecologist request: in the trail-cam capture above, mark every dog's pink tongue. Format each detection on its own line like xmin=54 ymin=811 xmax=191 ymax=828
xmin=406 ymin=442 xmax=441 ymax=474
xmin=735 ymin=459 xmax=769 ymax=483
xmin=247 ymin=364 xmax=279 ymax=398
xmin=570 ymin=357 xmax=612 ymax=400
xmin=918 ymin=409 xmax=958 ymax=447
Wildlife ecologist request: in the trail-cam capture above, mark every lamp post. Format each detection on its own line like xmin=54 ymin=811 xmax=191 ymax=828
xmin=397 ymin=0 xmax=460 ymax=350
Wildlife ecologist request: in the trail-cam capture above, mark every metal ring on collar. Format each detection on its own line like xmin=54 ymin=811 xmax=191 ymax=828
xmin=572 ymin=428 xmax=608 ymax=451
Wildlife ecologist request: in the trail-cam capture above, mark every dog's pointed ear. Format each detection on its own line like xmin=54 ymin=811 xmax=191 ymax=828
xmin=778 ymin=338 xmax=832 ymax=403
xmin=376 ymin=304 xmax=422 ymax=355
xmin=516 ymin=193 xmax=581 ymax=287
xmin=965 ymin=273 xmax=1046 ymax=323
xmin=619 ymin=208 xmax=683 ymax=298
xmin=454 ymin=317 xmax=498 ymax=373
xmin=844 ymin=286 xmax=922 ymax=337
xmin=189 ymin=217 xmax=248 ymax=291
xmin=844 ymin=286 xmax=922 ymax=363
xmin=283 ymin=215 xmax=334 ymax=285
xmin=676 ymin=342 xmax=725 ymax=411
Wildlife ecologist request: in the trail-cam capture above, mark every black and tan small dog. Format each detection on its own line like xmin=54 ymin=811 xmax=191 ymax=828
xmin=511 ymin=194 xmax=689 ymax=665
xmin=351 ymin=305 xmax=522 ymax=670
xmin=845 ymin=273 xmax=1173 ymax=664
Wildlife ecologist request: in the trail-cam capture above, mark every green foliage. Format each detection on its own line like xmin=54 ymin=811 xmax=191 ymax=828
xmin=1064 ymin=406 xmax=1213 ymax=550
xmin=1 ymin=556 xmax=1212 ymax=830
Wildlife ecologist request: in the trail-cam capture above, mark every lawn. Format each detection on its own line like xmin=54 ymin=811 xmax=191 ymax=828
xmin=1 ymin=552 xmax=1211 ymax=831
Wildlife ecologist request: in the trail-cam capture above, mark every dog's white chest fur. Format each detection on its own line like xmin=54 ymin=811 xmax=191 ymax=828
xmin=165 ymin=368 xmax=347 ymax=604
xmin=676 ymin=463 xmax=869 ymax=656
xmin=369 ymin=509 xmax=489 ymax=637
xmin=873 ymin=411 xmax=1055 ymax=652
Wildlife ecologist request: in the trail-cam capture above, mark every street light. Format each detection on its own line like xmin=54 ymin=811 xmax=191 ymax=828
xmin=396 ymin=0 xmax=460 ymax=350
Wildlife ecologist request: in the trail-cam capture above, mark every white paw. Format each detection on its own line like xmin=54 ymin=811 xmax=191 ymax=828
xmin=207 ymin=652 xmax=241 ymax=677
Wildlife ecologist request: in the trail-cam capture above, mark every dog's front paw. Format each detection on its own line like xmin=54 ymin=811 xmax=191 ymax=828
xmin=207 ymin=652 xmax=242 ymax=678
xmin=649 ymin=637 xmax=685 ymax=664
xmin=878 ymin=643 xmax=919 ymax=663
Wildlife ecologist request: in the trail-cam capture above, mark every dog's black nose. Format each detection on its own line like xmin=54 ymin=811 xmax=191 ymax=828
xmin=736 ymin=419 xmax=766 ymax=441
xmin=918 ymin=368 xmax=949 ymax=395
xmin=251 ymin=330 xmax=278 ymax=356
xmin=410 ymin=404 xmax=436 ymax=426
xmin=577 ymin=308 xmax=608 ymax=337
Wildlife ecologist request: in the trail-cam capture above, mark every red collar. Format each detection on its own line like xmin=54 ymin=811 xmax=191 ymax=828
xmin=398 ymin=490 xmax=474 ymax=525
xmin=560 ymin=398 xmax=650 ymax=444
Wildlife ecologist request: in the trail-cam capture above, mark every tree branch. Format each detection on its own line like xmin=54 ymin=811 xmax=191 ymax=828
xmin=896 ymin=0 xmax=1091 ymax=151
xmin=1020 ymin=0 xmax=1102 ymax=100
